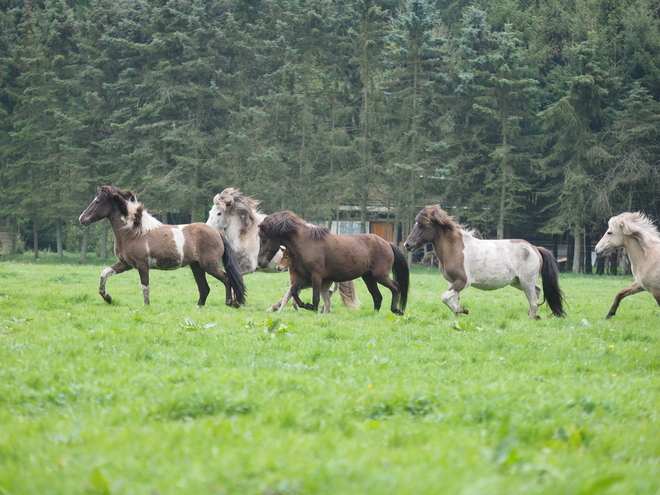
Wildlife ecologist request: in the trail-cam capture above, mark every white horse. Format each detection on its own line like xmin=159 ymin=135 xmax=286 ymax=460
xmin=403 ymin=205 xmax=565 ymax=319
xmin=595 ymin=212 xmax=660 ymax=318
xmin=206 ymin=188 xmax=281 ymax=274
xmin=206 ymin=188 xmax=359 ymax=312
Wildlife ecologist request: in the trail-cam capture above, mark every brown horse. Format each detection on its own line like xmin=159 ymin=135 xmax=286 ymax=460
xmin=267 ymin=247 xmax=360 ymax=313
xmin=404 ymin=205 xmax=565 ymax=319
xmin=79 ymin=186 xmax=246 ymax=307
xmin=257 ymin=211 xmax=409 ymax=315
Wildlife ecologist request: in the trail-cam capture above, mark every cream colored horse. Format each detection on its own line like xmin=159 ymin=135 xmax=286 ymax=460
xmin=595 ymin=212 xmax=660 ymax=318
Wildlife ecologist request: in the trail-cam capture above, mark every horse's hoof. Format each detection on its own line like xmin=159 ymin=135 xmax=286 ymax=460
xmin=101 ymin=293 xmax=112 ymax=304
xmin=605 ymin=314 xmax=614 ymax=319
xmin=459 ymin=307 xmax=469 ymax=314
xmin=392 ymin=309 xmax=404 ymax=316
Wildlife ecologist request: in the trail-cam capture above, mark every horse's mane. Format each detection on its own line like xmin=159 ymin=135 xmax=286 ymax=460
xmin=100 ymin=185 xmax=162 ymax=236
xmin=214 ymin=188 xmax=263 ymax=232
xmin=259 ymin=210 xmax=329 ymax=239
xmin=416 ymin=205 xmax=463 ymax=234
xmin=612 ymin=212 xmax=660 ymax=250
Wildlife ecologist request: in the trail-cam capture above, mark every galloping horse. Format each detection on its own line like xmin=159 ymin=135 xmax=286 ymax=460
xmin=206 ymin=188 xmax=281 ymax=274
xmin=595 ymin=212 xmax=660 ymax=318
xmin=404 ymin=205 xmax=565 ymax=319
xmin=80 ymin=186 xmax=246 ymax=307
xmin=257 ymin=211 xmax=409 ymax=315
xmin=267 ymin=247 xmax=360 ymax=313
xmin=206 ymin=187 xmax=358 ymax=311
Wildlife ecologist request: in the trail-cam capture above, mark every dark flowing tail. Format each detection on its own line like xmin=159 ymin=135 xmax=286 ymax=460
xmin=539 ymin=247 xmax=565 ymax=317
xmin=221 ymin=232 xmax=247 ymax=305
xmin=337 ymin=281 xmax=361 ymax=310
xmin=390 ymin=243 xmax=410 ymax=312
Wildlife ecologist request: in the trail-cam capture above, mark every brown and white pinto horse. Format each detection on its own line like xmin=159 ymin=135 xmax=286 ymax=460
xmin=404 ymin=205 xmax=565 ymax=319
xmin=79 ymin=186 xmax=246 ymax=307
xmin=257 ymin=211 xmax=409 ymax=315
xmin=267 ymin=247 xmax=360 ymax=313
xmin=595 ymin=212 xmax=660 ymax=318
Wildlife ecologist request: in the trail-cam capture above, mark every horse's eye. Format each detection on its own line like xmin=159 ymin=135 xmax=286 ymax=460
xmin=217 ymin=212 xmax=222 ymax=216
xmin=607 ymin=231 xmax=612 ymax=235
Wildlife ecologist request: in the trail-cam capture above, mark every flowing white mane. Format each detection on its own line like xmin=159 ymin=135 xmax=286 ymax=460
xmin=122 ymin=197 xmax=163 ymax=235
xmin=613 ymin=212 xmax=660 ymax=250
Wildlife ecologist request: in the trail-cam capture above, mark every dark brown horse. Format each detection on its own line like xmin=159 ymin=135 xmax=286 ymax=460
xmin=79 ymin=186 xmax=246 ymax=307
xmin=257 ymin=211 xmax=409 ymax=315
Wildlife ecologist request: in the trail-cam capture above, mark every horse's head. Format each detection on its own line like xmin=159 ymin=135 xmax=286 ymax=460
xmin=206 ymin=194 xmax=231 ymax=230
xmin=595 ymin=212 xmax=657 ymax=257
xmin=404 ymin=205 xmax=455 ymax=252
xmin=207 ymin=189 xmax=261 ymax=234
xmin=276 ymin=247 xmax=291 ymax=272
xmin=80 ymin=186 xmax=134 ymax=226
xmin=257 ymin=211 xmax=303 ymax=268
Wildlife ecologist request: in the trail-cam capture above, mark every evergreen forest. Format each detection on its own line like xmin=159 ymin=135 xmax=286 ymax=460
xmin=1 ymin=0 xmax=660 ymax=273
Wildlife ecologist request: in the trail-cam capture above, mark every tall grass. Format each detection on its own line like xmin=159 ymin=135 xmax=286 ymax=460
xmin=0 ymin=260 xmax=658 ymax=494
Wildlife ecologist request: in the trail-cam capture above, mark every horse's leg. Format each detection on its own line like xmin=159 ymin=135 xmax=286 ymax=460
xmin=136 ymin=264 xmax=151 ymax=306
xmin=98 ymin=261 xmax=131 ymax=304
xmin=309 ymin=274 xmax=324 ymax=312
xmin=190 ymin=262 xmax=211 ymax=307
xmin=320 ymin=280 xmax=333 ymax=314
xmin=606 ymin=282 xmax=644 ymax=319
xmin=361 ymin=273 xmax=383 ymax=311
xmin=203 ymin=261 xmax=238 ymax=307
xmin=442 ymin=280 xmax=468 ymax=314
xmin=371 ymin=274 xmax=402 ymax=315
xmin=329 ymin=282 xmax=339 ymax=296
xmin=267 ymin=286 xmax=296 ymax=312
xmin=512 ymin=279 xmax=541 ymax=320
xmin=290 ymin=279 xmax=314 ymax=311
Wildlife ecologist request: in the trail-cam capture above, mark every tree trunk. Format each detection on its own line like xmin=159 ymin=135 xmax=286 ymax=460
xmin=80 ymin=226 xmax=89 ymax=261
xmin=100 ymin=221 xmax=108 ymax=260
xmin=11 ymin=215 xmax=19 ymax=255
xmin=584 ymin=234 xmax=592 ymax=274
xmin=56 ymin=218 xmax=63 ymax=257
xmin=32 ymin=216 xmax=39 ymax=259
xmin=609 ymin=251 xmax=618 ymax=276
xmin=572 ymin=230 xmax=581 ymax=274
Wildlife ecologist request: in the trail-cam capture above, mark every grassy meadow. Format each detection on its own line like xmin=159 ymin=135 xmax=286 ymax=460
xmin=0 ymin=254 xmax=659 ymax=494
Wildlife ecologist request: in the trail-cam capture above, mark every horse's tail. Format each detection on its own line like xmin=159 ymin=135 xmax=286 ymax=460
xmin=390 ymin=243 xmax=410 ymax=312
xmin=337 ymin=281 xmax=361 ymax=310
xmin=538 ymin=246 xmax=565 ymax=317
xmin=221 ymin=232 xmax=247 ymax=305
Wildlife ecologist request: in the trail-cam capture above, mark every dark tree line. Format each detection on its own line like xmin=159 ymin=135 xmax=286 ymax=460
xmin=1 ymin=0 xmax=660 ymax=272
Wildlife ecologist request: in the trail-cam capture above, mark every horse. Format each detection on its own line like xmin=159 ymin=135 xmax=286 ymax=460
xmin=206 ymin=187 xmax=358 ymax=311
xmin=206 ymin=188 xmax=281 ymax=274
xmin=403 ymin=205 xmax=565 ymax=319
xmin=267 ymin=247 xmax=360 ymax=313
xmin=257 ymin=211 xmax=409 ymax=315
xmin=594 ymin=212 xmax=660 ymax=319
xmin=79 ymin=186 xmax=246 ymax=308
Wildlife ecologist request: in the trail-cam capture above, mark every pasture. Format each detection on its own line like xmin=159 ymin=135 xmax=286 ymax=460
xmin=1 ymin=257 xmax=659 ymax=494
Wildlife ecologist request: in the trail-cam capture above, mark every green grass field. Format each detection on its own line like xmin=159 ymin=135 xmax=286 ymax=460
xmin=1 ymin=256 xmax=659 ymax=494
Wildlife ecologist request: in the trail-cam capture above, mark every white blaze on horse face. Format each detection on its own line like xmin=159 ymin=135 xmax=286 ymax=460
xmin=206 ymin=204 xmax=230 ymax=231
xmin=172 ymin=227 xmax=186 ymax=265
